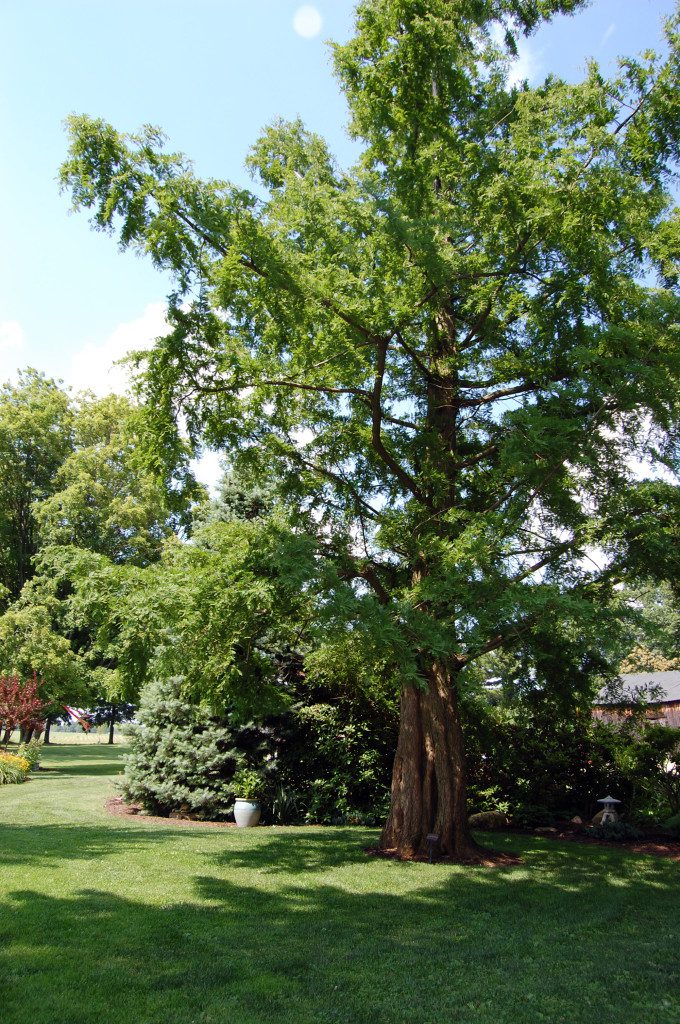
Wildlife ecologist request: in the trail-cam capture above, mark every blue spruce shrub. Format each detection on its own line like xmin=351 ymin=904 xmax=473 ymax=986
xmin=121 ymin=677 xmax=242 ymax=819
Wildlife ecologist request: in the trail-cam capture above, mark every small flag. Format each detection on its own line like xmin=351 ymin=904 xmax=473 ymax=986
xmin=63 ymin=705 xmax=92 ymax=732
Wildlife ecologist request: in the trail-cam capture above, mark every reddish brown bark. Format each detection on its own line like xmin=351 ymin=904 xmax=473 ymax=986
xmin=379 ymin=659 xmax=485 ymax=862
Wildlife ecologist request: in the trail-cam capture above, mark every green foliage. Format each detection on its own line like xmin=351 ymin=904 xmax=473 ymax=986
xmin=0 ymin=751 xmax=30 ymax=784
xmin=276 ymin=700 xmax=394 ymax=826
xmin=510 ymin=805 xmax=558 ymax=829
xmin=466 ymin=674 xmax=680 ymax=824
xmin=590 ymin=821 xmax=644 ymax=842
xmin=663 ymin=811 xmax=680 ymax=837
xmin=231 ymin=767 xmax=263 ymax=801
xmin=0 ymin=370 xmax=73 ymax=604
xmin=52 ymin=516 xmax=317 ymax=707
xmin=0 ymin=602 xmax=88 ymax=711
xmin=35 ymin=393 xmax=198 ymax=566
xmin=17 ymin=739 xmax=43 ymax=770
xmin=120 ymin=677 xmax=244 ymax=819
xmin=59 ymin=3 xmax=680 ymax=705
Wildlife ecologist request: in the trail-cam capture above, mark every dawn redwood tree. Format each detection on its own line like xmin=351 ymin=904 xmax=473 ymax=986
xmin=60 ymin=0 xmax=680 ymax=860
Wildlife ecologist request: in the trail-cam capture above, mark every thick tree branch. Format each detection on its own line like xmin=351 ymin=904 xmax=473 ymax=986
xmin=370 ymin=338 xmax=432 ymax=506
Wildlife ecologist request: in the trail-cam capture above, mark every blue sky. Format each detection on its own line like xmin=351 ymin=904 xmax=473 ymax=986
xmin=0 ymin=0 xmax=676 ymax=411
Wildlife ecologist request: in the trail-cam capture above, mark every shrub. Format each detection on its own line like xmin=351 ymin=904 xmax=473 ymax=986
xmin=662 ymin=812 xmax=680 ymax=838
xmin=121 ymin=675 xmax=396 ymax=825
xmin=590 ymin=821 xmax=644 ymax=842
xmin=268 ymin=784 xmax=305 ymax=825
xmin=120 ymin=678 xmax=247 ymax=820
xmin=0 ymin=751 xmax=30 ymax=784
xmin=231 ymin=768 xmax=263 ymax=801
xmin=270 ymin=700 xmax=395 ymax=825
xmin=468 ymin=810 xmax=509 ymax=831
xmin=17 ymin=739 xmax=42 ymax=769
xmin=511 ymin=804 xmax=557 ymax=829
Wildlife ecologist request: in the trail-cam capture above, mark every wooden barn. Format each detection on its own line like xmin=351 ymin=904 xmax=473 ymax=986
xmin=593 ymin=671 xmax=680 ymax=728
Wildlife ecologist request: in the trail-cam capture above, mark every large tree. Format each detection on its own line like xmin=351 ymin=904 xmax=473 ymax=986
xmin=60 ymin=0 xmax=680 ymax=860
xmin=0 ymin=370 xmax=73 ymax=605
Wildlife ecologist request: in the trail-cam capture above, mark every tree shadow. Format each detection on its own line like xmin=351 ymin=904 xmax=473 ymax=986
xmin=0 ymin=822 xmax=179 ymax=867
xmin=207 ymin=827 xmax=374 ymax=874
xmin=2 ymin=853 xmax=678 ymax=1024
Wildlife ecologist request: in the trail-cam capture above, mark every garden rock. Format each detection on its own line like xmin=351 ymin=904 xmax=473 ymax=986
xmin=468 ymin=810 xmax=509 ymax=831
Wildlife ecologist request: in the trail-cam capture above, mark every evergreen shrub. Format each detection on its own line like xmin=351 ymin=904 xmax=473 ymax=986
xmin=121 ymin=678 xmax=245 ymax=819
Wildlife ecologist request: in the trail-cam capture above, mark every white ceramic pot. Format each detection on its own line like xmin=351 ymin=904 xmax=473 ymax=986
xmin=234 ymin=799 xmax=261 ymax=827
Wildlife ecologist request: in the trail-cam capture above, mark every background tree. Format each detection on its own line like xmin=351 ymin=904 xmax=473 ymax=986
xmin=35 ymin=392 xmax=197 ymax=565
xmin=61 ymin=0 xmax=680 ymax=860
xmin=0 ymin=673 xmax=45 ymax=744
xmin=0 ymin=599 xmax=88 ymax=733
xmin=87 ymin=688 xmax=136 ymax=744
xmin=0 ymin=370 xmax=73 ymax=606
xmin=0 ymin=385 xmax=199 ymax=716
xmin=616 ymin=580 xmax=680 ymax=672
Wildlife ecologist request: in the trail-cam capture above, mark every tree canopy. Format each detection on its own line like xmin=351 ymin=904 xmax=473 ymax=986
xmin=60 ymin=0 xmax=680 ymax=859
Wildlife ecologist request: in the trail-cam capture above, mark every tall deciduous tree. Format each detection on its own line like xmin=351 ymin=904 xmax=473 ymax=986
xmin=36 ymin=392 xmax=197 ymax=565
xmin=61 ymin=0 xmax=680 ymax=860
xmin=0 ymin=370 xmax=73 ymax=604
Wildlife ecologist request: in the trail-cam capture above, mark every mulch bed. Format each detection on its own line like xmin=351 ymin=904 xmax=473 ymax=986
xmin=104 ymin=798 xmax=680 ymax=861
xmin=105 ymin=796 xmax=237 ymax=828
xmin=516 ymin=825 xmax=680 ymax=861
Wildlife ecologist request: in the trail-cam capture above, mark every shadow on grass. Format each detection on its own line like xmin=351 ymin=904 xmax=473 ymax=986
xmin=2 ymin=847 xmax=679 ymax=1024
xmin=208 ymin=827 xmax=375 ymax=874
xmin=37 ymin=745 xmax=126 ymax=777
xmin=0 ymin=822 xmax=178 ymax=867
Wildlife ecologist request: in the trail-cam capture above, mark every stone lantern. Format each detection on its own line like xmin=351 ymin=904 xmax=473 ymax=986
xmin=597 ymin=795 xmax=621 ymax=824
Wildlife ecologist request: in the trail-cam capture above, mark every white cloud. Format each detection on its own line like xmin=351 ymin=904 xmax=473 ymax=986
xmin=293 ymin=5 xmax=322 ymax=39
xmin=507 ymin=37 xmax=541 ymax=87
xmin=490 ymin=24 xmax=542 ymax=87
xmin=66 ymin=302 xmax=168 ymax=397
xmin=602 ymin=23 xmax=616 ymax=45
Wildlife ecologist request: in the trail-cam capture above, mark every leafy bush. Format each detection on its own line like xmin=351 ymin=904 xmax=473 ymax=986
xmin=0 ymin=751 xmax=30 ymax=784
xmin=268 ymin=785 xmax=305 ymax=825
xmin=231 ymin=768 xmax=263 ymax=801
xmin=590 ymin=821 xmax=644 ymax=842
xmin=510 ymin=804 xmax=557 ymax=829
xmin=269 ymin=699 xmax=395 ymax=825
xmin=121 ymin=673 xmax=396 ymax=824
xmin=17 ymin=739 xmax=42 ymax=769
xmin=662 ymin=812 xmax=680 ymax=837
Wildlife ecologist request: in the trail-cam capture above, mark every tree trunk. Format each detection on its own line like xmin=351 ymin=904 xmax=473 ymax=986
xmin=108 ymin=706 xmax=116 ymax=745
xmin=2 ymin=727 xmax=12 ymax=745
xmin=43 ymin=718 xmax=52 ymax=745
xmin=379 ymin=659 xmax=483 ymax=862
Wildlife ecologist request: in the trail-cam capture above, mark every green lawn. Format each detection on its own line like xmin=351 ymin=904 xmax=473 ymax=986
xmin=1 ymin=745 xmax=678 ymax=1024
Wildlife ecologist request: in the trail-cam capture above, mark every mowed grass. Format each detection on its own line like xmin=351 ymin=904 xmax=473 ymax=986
xmin=0 ymin=745 xmax=678 ymax=1024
